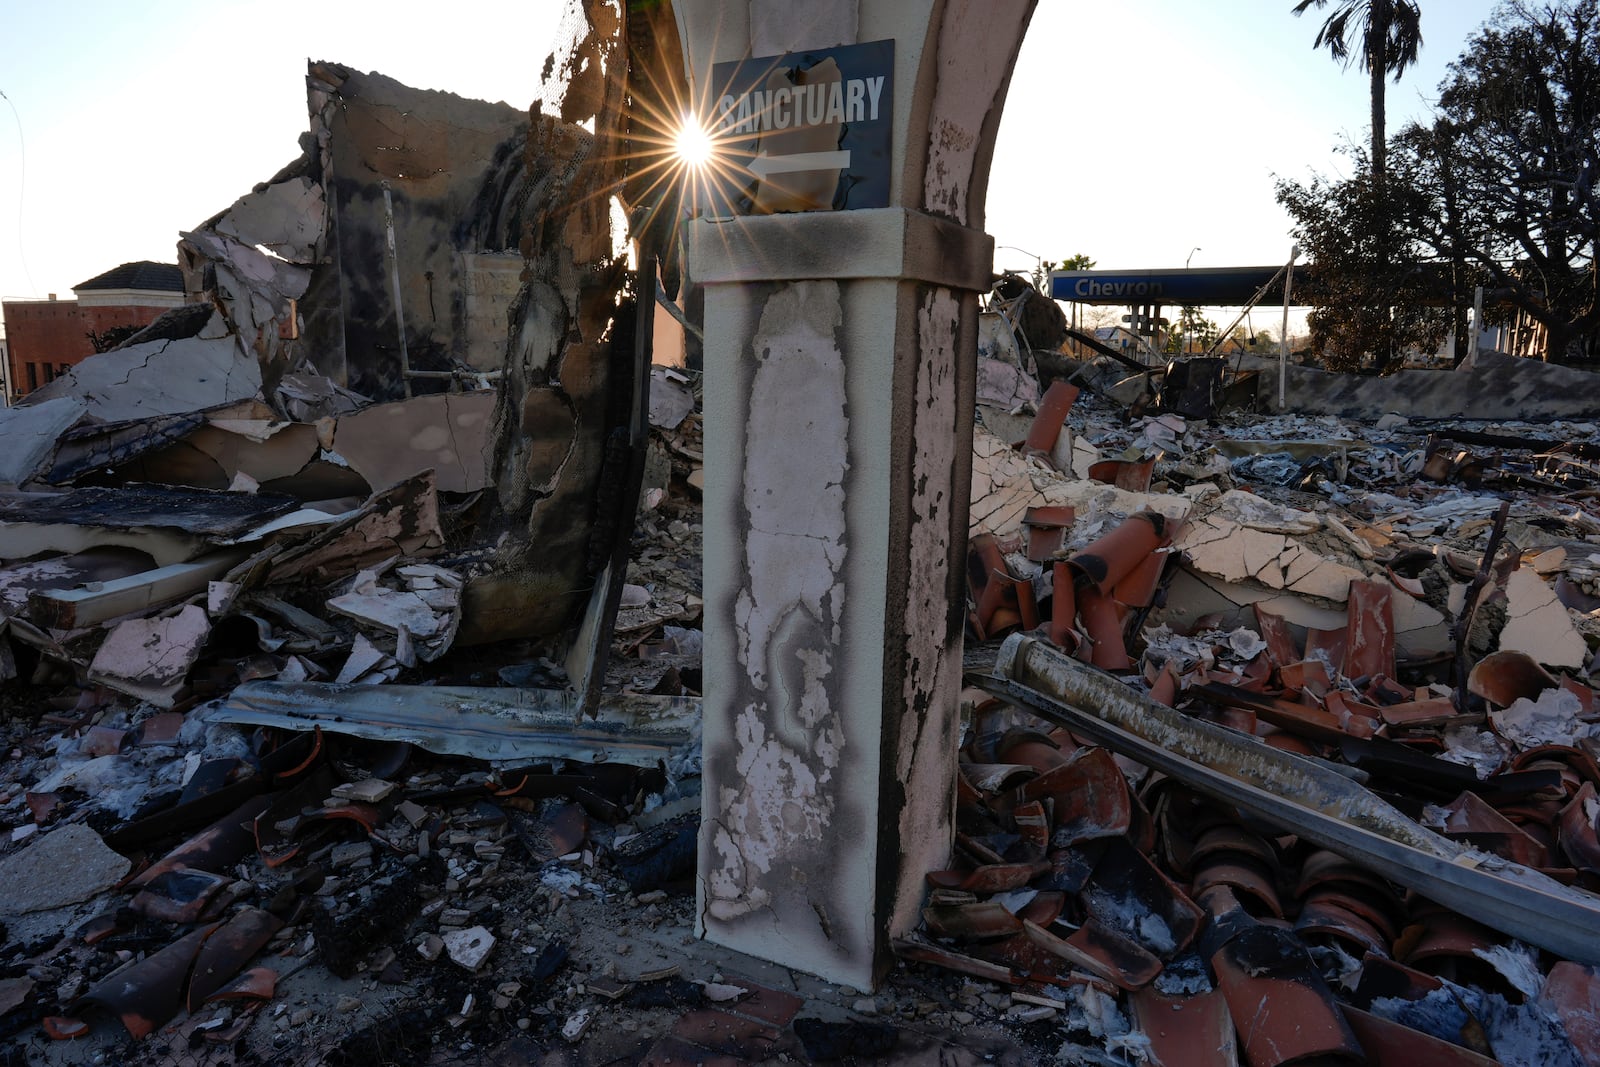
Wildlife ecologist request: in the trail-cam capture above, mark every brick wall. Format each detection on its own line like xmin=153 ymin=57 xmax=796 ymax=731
xmin=1 ymin=299 xmax=176 ymax=397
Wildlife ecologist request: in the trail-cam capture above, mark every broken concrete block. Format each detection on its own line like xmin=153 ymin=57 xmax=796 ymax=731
xmin=214 ymin=175 xmax=325 ymax=264
xmin=1497 ymin=567 xmax=1587 ymax=668
xmin=561 ymin=1006 xmax=595 ymax=1042
xmin=88 ymin=604 xmax=210 ymax=708
xmin=397 ymin=800 xmax=429 ymax=829
xmin=0 ymin=824 xmax=131 ymax=914
xmin=329 ymin=841 xmax=374 ymax=869
xmin=442 ymin=926 xmax=496 ymax=971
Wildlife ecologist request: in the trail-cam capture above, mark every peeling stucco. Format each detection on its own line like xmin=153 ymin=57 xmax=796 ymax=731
xmin=890 ymin=287 xmax=963 ymax=929
xmin=750 ymin=0 xmax=858 ymax=55
xmin=681 ymin=0 xmax=1034 ymax=990
xmin=707 ymin=281 xmax=854 ymax=955
xmin=920 ymin=0 xmax=1034 ymax=226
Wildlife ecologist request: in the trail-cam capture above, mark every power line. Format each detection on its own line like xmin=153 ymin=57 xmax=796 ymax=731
xmin=0 ymin=88 xmax=40 ymax=299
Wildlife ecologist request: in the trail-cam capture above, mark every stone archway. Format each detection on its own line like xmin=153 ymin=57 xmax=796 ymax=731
xmin=671 ymin=1 xmax=1037 ymax=990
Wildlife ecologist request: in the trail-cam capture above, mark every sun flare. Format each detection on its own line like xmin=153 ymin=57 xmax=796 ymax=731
xmin=672 ymin=117 xmax=715 ymax=169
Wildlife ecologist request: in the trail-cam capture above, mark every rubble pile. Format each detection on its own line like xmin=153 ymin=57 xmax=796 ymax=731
xmin=890 ymin=334 xmax=1600 ymax=1063
xmin=0 ymin=389 xmax=720 ymax=1066
xmin=0 ymin=25 xmax=746 ymax=1062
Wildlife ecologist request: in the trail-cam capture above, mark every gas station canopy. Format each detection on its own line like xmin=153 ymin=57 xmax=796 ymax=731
xmin=1049 ymin=266 xmax=1300 ymax=306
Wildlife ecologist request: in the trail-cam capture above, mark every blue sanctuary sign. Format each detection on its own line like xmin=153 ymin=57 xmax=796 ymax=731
xmin=704 ymin=39 xmax=894 ymax=215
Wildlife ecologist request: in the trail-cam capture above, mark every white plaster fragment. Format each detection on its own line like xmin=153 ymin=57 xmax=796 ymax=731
xmin=1498 ymin=567 xmax=1587 ymax=668
xmin=334 ymin=633 xmax=392 ymax=684
xmin=214 ymin=175 xmax=325 ymax=263
xmin=326 ymin=588 xmax=442 ymax=638
xmin=1491 ymin=688 xmax=1593 ymax=749
xmin=442 ymin=926 xmax=496 ymax=971
xmin=88 ymin=604 xmax=210 ymax=708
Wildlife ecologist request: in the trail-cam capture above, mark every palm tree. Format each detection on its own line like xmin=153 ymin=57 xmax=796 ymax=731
xmin=1292 ymin=0 xmax=1423 ymax=181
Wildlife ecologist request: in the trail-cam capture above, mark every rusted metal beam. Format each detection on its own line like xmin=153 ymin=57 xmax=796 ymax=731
xmin=206 ymin=681 xmax=698 ymax=767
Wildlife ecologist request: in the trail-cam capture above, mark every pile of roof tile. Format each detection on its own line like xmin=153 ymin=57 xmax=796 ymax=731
xmin=910 ymin=333 xmax=1600 ymax=1063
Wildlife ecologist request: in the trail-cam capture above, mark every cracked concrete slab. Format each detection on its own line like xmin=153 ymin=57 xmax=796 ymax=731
xmin=0 ymin=397 xmax=88 ymax=488
xmin=17 ymin=335 xmax=259 ymax=423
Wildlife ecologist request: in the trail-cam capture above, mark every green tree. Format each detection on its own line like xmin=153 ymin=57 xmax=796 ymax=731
xmin=1163 ymin=306 xmax=1220 ymax=354
xmin=1391 ymin=0 xmax=1600 ymax=363
xmin=1292 ymin=0 xmax=1424 ymax=183
xmin=1275 ymin=148 xmax=1451 ymax=372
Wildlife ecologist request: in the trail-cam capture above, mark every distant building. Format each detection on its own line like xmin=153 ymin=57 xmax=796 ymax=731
xmin=1093 ymin=325 xmax=1143 ymax=351
xmin=2 ymin=261 xmax=187 ymax=399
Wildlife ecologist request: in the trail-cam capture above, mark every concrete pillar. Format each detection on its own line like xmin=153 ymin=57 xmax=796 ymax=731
xmin=679 ymin=0 xmax=1035 ymax=990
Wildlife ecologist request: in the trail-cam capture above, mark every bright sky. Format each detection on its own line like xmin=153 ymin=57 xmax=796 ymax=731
xmin=0 ymin=0 xmax=1504 ymax=329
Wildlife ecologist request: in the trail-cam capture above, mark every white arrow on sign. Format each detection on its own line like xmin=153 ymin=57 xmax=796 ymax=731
xmin=748 ymin=150 xmax=852 ymax=177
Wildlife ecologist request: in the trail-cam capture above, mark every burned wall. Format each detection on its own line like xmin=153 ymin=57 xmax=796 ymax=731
xmin=170 ymin=27 xmax=649 ymax=645
xmin=181 ymin=64 xmax=553 ymax=405
xmin=306 ymin=63 xmax=535 ymax=399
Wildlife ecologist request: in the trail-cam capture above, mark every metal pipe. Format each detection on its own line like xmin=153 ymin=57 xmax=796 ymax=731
xmin=381 ymin=182 xmax=413 ymax=398
xmin=1278 ymin=245 xmax=1298 ymax=410
xmin=1205 ymin=261 xmax=1288 ymax=360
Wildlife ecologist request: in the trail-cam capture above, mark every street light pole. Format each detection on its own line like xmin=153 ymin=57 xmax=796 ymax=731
xmin=1183 ymin=249 xmax=1201 ymax=352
